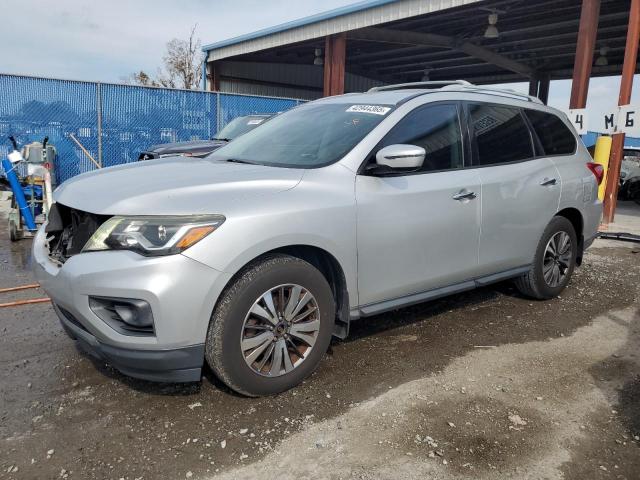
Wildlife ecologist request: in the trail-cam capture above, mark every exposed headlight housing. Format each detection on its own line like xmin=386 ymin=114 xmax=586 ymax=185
xmin=82 ymin=215 xmax=225 ymax=256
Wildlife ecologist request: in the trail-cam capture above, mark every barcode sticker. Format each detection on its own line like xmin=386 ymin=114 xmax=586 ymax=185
xmin=346 ymin=105 xmax=391 ymax=115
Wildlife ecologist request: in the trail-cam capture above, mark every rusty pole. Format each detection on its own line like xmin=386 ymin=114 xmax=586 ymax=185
xmin=323 ymin=33 xmax=346 ymax=97
xmin=568 ymin=1 xmax=598 ymax=222
xmin=208 ymin=61 xmax=221 ymax=92
xmin=603 ymin=0 xmax=640 ymax=224
xmin=570 ymin=0 xmax=601 ymax=109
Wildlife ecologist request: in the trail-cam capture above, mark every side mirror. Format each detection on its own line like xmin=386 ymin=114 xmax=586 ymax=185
xmin=375 ymin=144 xmax=425 ymax=170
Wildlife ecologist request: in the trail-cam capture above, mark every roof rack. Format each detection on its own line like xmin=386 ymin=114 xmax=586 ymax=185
xmin=368 ymin=80 xmax=543 ymax=104
xmin=368 ymin=80 xmax=472 ymax=92
xmin=447 ymin=85 xmax=544 ymax=104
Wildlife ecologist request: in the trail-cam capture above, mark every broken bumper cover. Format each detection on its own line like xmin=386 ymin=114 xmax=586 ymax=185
xmin=31 ymin=224 xmax=232 ymax=383
xmin=55 ymin=304 xmax=204 ymax=382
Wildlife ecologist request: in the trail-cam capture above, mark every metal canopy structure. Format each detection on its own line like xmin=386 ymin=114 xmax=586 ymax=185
xmin=203 ymin=0 xmax=640 ymax=223
xmin=203 ymin=0 xmax=633 ymax=100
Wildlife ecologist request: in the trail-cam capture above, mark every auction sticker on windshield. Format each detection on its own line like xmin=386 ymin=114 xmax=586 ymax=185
xmin=346 ymin=105 xmax=391 ymax=115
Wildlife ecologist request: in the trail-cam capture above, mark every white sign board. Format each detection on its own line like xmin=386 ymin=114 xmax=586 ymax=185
xmin=567 ymin=104 xmax=640 ymax=135
xmin=568 ymin=109 xmax=589 ymax=135
xmin=617 ymin=105 xmax=640 ymax=136
xmin=597 ymin=110 xmax=617 ymax=134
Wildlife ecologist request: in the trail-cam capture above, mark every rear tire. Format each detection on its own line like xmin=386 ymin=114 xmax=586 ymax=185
xmin=515 ymin=216 xmax=577 ymax=300
xmin=205 ymin=254 xmax=335 ymax=397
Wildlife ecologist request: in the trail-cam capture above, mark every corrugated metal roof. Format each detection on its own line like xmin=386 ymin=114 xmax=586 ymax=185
xmin=203 ymin=0 xmax=480 ymax=61
xmin=203 ymin=0 xmax=399 ymax=52
xmin=217 ymin=60 xmax=383 ymax=99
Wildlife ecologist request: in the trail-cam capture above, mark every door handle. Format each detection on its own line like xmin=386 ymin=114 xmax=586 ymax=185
xmin=540 ymin=177 xmax=557 ymax=186
xmin=452 ymin=189 xmax=477 ymax=201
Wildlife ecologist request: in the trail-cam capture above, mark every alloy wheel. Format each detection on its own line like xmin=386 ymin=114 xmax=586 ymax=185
xmin=240 ymin=284 xmax=320 ymax=377
xmin=542 ymin=231 xmax=572 ymax=287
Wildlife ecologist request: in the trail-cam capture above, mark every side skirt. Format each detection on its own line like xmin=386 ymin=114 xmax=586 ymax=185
xmin=355 ymin=265 xmax=531 ymax=319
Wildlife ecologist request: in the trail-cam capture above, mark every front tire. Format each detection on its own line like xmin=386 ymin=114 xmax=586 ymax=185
xmin=205 ymin=254 xmax=335 ymax=396
xmin=515 ymin=216 xmax=577 ymax=300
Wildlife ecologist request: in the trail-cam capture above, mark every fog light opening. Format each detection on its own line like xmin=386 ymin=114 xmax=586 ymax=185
xmin=89 ymin=296 xmax=155 ymax=336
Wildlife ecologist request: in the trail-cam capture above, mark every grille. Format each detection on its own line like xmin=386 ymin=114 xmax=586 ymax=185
xmin=46 ymin=203 xmax=110 ymax=264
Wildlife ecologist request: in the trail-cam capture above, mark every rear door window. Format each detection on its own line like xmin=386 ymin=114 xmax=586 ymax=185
xmin=468 ymin=103 xmax=534 ymax=166
xmin=525 ymin=109 xmax=577 ymax=156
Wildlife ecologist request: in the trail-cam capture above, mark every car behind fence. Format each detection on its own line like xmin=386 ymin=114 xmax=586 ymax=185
xmin=0 ymin=74 xmax=303 ymax=183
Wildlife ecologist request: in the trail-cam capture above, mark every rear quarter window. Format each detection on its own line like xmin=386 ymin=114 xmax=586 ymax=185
xmin=525 ymin=109 xmax=577 ymax=156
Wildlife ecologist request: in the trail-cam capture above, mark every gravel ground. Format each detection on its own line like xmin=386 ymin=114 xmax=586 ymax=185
xmin=1 ymin=217 xmax=639 ymax=479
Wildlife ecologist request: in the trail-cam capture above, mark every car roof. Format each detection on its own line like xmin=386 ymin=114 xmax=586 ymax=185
xmin=313 ymin=81 xmax=547 ymax=109
xmin=317 ymin=89 xmax=428 ymax=106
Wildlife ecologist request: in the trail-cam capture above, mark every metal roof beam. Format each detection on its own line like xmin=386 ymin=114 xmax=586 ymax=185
xmin=371 ymin=36 xmax=627 ymax=70
xmin=376 ymin=56 xmax=478 ymax=72
xmin=397 ymin=61 xmax=499 ymax=75
xmin=395 ymin=0 xmax=579 ymax=34
xmin=350 ymin=22 xmax=628 ymax=68
xmin=464 ymin=10 xmax=628 ymax=42
xmin=349 ymin=27 xmax=535 ymax=77
xmin=422 ymin=64 xmax=639 ymax=85
xmin=349 ymin=45 xmax=433 ymax=63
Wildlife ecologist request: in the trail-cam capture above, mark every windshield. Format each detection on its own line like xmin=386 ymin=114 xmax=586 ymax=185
xmin=209 ymin=102 xmax=393 ymax=168
xmin=215 ymin=116 xmax=268 ymax=140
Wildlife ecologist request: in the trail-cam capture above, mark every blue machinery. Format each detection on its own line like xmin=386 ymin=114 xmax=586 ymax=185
xmin=2 ymin=158 xmax=37 ymax=231
xmin=3 ymin=136 xmax=54 ymax=241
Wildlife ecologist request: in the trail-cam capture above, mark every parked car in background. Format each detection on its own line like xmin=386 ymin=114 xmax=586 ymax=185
xmin=618 ymin=147 xmax=640 ymax=200
xmin=137 ymin=114 xmax=272 ymax=160
xmin=33 ymin=81 xmax=602 ymax=397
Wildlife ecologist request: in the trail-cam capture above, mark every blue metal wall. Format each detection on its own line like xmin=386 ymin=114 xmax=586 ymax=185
xmin=0 ymin=74 xmax=303 ymax=183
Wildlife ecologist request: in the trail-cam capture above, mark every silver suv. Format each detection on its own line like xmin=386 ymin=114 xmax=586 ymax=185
xmin=33 ymin=81 xmax=603 ymax=396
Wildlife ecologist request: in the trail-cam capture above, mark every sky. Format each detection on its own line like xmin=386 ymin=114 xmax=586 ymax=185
xmin=502 ymin=77 xmax=640 ymax=127
xmin=1 ymin=0 xmax=637 ymax=125
xmin=0 ymin=0 xmax=359 ymax=83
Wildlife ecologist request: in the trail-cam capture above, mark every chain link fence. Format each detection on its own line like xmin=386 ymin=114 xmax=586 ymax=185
xmin=0 ymin=74 xmax=303 ymax=183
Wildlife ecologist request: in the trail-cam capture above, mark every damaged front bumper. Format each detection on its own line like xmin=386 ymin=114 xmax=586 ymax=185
xmin=54 ymin=303 xmax=205 ymax=382
xmin=32 ymin=224 xmax=232 ymax=383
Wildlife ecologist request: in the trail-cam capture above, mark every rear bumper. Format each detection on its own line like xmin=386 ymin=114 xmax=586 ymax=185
xmin=584 ymin=231 xmax=598 ymax=250
xmin=582 ymin=198 xmax=603 ymax=251
xmin=55 ymin=304 xmax=204 ymax=382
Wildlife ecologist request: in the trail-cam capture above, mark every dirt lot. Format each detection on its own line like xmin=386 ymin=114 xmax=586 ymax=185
xmin=1 ymin=219 xmax=640 ymax=480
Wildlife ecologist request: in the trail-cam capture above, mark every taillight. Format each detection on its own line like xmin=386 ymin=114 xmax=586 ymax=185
xmin=587 ymin=162 xmax=604 ymax=185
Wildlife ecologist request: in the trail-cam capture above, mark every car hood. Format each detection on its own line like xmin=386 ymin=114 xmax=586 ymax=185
xmin=54 ymin=157 xmax=304 ymax=215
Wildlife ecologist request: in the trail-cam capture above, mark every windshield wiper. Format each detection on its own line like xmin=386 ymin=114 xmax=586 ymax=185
xmin=212 ymin=137 xmax=231 ymax=142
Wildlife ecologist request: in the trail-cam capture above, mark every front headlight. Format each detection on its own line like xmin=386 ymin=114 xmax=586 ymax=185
xmin=82 ymin=215 xmax=225 ymax=256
